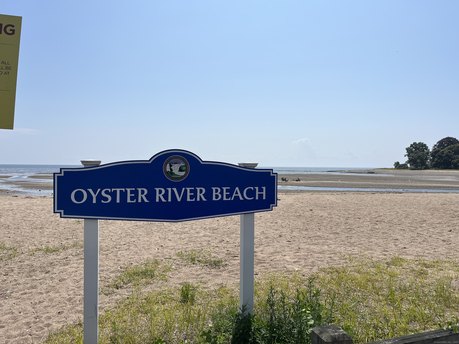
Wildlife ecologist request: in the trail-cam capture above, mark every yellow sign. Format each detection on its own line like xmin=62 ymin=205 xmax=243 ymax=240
xmin=0 ymin=14 xmax=22 ymax=129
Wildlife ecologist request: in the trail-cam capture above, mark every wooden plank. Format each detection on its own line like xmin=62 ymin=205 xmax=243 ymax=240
xmin=370 ymin=329 xmax=456 ymax=344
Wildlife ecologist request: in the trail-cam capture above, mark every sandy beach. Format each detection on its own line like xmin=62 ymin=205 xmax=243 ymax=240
xmin=1 ymin=170 xmax=459 ymax=343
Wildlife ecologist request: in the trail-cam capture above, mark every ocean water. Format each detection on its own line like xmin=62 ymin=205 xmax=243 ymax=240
xmin=0 ymin=165 xmax=77 ymax=195
xmin=0 ymin=164 xmax=77 ymax=175
xmin=0 ymin=165 xmax=365 ymax=195
xmin=0 ymin=164 xmax=358 ymax=177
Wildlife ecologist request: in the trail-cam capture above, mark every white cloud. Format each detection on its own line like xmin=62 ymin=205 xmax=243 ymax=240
xmin=291 ymin=137 xmax=310 ymax=145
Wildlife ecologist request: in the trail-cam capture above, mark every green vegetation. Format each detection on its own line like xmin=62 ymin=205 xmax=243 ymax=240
xmin=180 ymin=282 xmax=198 ymax=304
xmin=0 ymin=241 xmax=81 ymax=260
xmin=317 ymin=257 xmax=459 ymax=342
xmin=395 ymin=136 xmax=459 ymax=169
xmin=177 ymin=249 xmax=226 ymax=269
xmin=29 ymin=242 xmax=82 ymax=255
xmin=108 ymin=259 xmax=171 ymax=290
xmin=44 ymin=257 xmax=459 ymax=344
xmin=392 ymin=161 xmax=408 ymax=169
xmin=34 ymin=245 xmax=63 ymax=254
xmin=0 ymin=241 xmax=19 ymax=261
xmin=431 ymin=137 xmax=459 ymax=169
xmin=45 ymin=285 xmax=238 ymax=344
xmin=404 ymin=142 xmax=431 ymax=170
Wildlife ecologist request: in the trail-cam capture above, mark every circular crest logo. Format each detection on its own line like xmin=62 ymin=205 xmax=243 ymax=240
xmin=163 ymin=155 xmax=190 ymax=182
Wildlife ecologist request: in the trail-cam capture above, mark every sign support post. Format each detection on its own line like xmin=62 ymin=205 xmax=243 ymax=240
xmin=81 ymin=160 xmax=101 ymax=344
xmin=240 ymin=212 xmax=255 ymax=314
xmin=238 ymin=163 xmax=258 ymax=315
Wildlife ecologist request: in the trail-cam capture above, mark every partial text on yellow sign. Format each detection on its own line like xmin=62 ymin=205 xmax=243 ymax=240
xmin=0 ymin=14 xmax=22 ymax=129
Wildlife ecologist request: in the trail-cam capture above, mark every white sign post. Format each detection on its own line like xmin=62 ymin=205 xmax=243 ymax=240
xmin=240 ymin=212 xmax=255 ymax=314
xmin=238 ymin=163 xmax=258 ymax=314
xmin=81 ymin=160 xmax=101 ymax=344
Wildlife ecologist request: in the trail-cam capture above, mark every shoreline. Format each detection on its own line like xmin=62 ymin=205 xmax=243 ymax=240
xmin=1 ymin=169 xmax=459 ymax=196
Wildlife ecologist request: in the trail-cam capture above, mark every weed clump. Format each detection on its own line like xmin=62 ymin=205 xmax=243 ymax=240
xmin=177 ymin=249 xmax=226 ymax=269
xmin=0 ymin=242 xmax=19 ymax=261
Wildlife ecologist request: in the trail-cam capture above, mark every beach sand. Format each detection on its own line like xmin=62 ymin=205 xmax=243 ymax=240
xmin=1 ymin=171 xmax=459 ymax=343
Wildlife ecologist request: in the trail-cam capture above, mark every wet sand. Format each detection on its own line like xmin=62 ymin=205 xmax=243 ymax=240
xmin=279 ymin=169 xmax=459 ymax=190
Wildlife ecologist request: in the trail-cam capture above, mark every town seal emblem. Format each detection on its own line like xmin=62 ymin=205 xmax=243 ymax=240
xmin=163 ymin=156 xmax=190 ymax=182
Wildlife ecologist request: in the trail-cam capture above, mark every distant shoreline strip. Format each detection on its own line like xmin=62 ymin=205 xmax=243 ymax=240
xmin=278 ymin=185 xmax=459 ymax=193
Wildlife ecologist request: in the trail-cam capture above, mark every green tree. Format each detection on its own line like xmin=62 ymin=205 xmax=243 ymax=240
xmin=446 ymin=144 xmax=459 ymax=168
xmin=405 ymin=142 xmax=430 ymax=169
xmin=431 ymin=143 xmax=459 ymax=169
xmin=393 ymin=161 xmax=408 ymax=169
xmin=430 ymin=136 xmax=459 ymax=169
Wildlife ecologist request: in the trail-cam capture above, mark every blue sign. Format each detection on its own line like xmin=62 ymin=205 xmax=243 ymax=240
xmin=54 ymin=150 xmax=277 ymax=222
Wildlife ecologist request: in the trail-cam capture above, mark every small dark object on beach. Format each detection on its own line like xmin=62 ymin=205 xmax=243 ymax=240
xmin=281 ymin=177 xmax=289 ymax=182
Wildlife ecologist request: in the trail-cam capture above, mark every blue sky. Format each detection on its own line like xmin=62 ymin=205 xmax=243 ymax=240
xmin=1 ymin=1 xmax=458 ymax=167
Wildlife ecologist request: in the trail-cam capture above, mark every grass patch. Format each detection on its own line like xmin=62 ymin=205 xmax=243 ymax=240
xmin=316 ymin=256 xmax=459 ymax=343
xmin=44 ymin=285 xmax=239 ymax=344
xmin=30 ymin=242 xmax=82 ymax=255
xmin=0 ymin=242 xmax=19 ymax=261
xmin=44 ymin=257 xmax=459 ymax=343
xmin=108 ymin=259 xmax=171 ymax=290
xmin=45 ymin=322 xmax=83 ymax=344
xmin=177 ymin=249 xmax=226 ymax=268
xmin=44 ymin=278 xmax=323 ymax=344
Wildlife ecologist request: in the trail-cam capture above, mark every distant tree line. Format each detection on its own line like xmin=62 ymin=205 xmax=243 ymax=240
xmin=394 ymin=136 xmax=459 ymax=170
